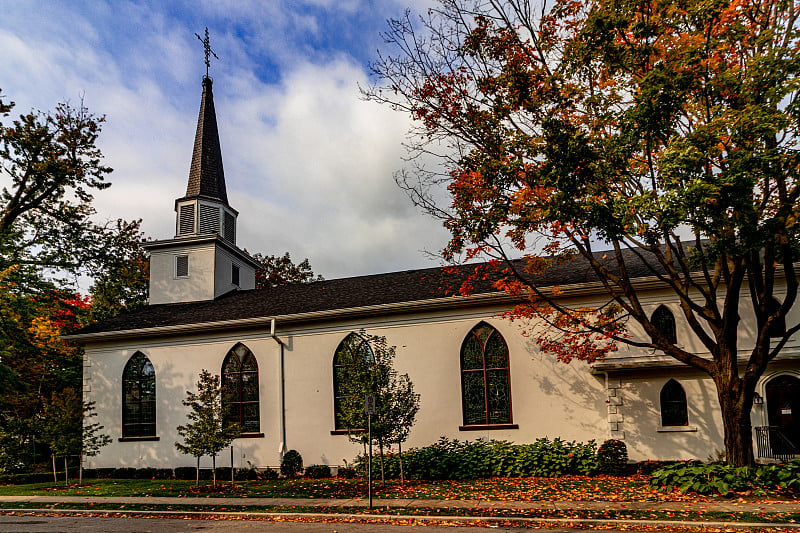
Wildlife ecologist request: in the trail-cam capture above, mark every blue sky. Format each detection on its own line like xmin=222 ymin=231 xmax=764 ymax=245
xmin=1 ymin=0 xmax=448 ymax=283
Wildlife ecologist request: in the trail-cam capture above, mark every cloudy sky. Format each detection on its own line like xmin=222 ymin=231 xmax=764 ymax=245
xmin=1 ymin=0 xmax=451 ymax=284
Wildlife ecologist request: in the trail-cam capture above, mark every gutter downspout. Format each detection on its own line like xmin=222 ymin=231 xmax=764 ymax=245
xmin=270 ymin=318 xmax=287 ymax=460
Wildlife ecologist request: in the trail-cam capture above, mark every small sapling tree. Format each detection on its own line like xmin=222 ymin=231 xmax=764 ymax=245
xmin=176 ymin=370 xmax=241 ymax=486
xmin=337 ymin=332 xmax=419 ymax=482
xmin=41 ymin=388 xmax=109 ymax=485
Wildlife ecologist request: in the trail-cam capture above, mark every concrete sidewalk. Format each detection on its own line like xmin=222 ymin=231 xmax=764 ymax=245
xmin=2 ymin=496 xmax=800 ymax=530
xmin=1 ymin=494 xmax=799 ymax=513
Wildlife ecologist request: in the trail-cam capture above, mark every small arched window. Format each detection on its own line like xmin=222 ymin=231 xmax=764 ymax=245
xmin=222 ymin=343 xmax=260 ymax=433
xmin=461 ymin=322 xmax=512 ymax=426
xmin=122 ymin=351 xmax=156 ymax=438
xmin=660 ymin=379 xmax=688 ymax=426
xmin=333 ymin=333 xmax=374 ymax=430
xmin=651 ymin=305 xmax=677 ymax=344
xmin=766 ymin=298 xmax=786 ymax=338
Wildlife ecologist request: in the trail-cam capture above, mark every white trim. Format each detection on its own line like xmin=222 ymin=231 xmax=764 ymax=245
xmin=657 ymin=426 xmax=698 ymax=432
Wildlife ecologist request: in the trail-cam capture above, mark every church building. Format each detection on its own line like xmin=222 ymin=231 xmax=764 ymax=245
xmin=66 ymin=74 xmax=800 ymax=470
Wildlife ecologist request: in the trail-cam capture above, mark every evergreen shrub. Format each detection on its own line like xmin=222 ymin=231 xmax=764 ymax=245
xmin=260 ymin=467 xmax=279 ymax=480
xmin=280 ymin=450 xmax=303 ymax=478
xmin=337 ymin=466 xmax=356 ymax=478
xmin=597 ymin=439 xmax=628 ymax=475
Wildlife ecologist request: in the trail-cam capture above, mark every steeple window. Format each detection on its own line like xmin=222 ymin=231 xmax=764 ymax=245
xmin=178 ymin=204 xmax=195 ymax=235
xmin=199 ymin=204 xmax=220 ymax=234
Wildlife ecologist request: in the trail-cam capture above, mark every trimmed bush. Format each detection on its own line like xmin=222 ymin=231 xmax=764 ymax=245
xmin=281 ymin=450 xmax=303 ymax=478
xmin=598 ymin=439 xmax=628 ymax=475
xmin=305 ymin=464 xmax=331 ymax=479
xmin=259 ymin=467 xmax=279 ymax=480
xmin=174 ymin=466 xmax=212 ymax=480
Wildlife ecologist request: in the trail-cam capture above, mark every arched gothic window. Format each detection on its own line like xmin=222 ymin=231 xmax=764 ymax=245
xmin=651 ymin=305 xmax=677 ymax=344
xmin=222 ymin=343 xmax=260 ymax=433
xmin=460 ymin=322 xmax=513 ymax=426
xmin=660 ymin=379 xmax=688 ymax=426
xmin=122 ymin=351 xmax=156 ymax=438
xmin=333 ymin=333 xmax=374 ymax=430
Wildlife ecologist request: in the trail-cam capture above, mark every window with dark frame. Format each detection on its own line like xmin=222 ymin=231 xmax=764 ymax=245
xmin=232 ymin=264 xmax=240 ymax=286
xmin=660 ymin=379 xmax=689 ymax=426
xmin=221 ymin=343 xmax=260 ymax=434
xmin=175 ymin=255 xmax=189 ymax=277
xmin=122 ymin=352 xmax=156 ymax=438
xmin=460 ymin=322 xmax=513 ymax=427
xmin=332 ymin=333 xmax=374 ymax=430
xmin=651 ymin=305 xmax=677 ymax=344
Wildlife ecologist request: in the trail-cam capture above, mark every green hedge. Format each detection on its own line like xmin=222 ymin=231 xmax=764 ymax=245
xmin=354 ymin=437 xmax=599 ymax=480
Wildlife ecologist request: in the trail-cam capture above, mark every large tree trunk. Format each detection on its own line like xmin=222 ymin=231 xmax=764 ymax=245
xmin=715 ymin=374 xmax=756 ymax=467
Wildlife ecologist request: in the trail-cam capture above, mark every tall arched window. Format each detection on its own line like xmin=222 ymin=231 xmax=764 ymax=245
xmin=222 ymin=343 xmax=260 ymax=434
xmin=461 ymin=322 xmax=513 ymax=427
xmin=651 ymin=305 xmax=677 ymax=344
xmin=660 ymin=379 xmax=688 ymax=426
xmin=122 ymin=351 xmax=156 ymax=438
xmin=333 ymin=333 xmax=374 ymax=430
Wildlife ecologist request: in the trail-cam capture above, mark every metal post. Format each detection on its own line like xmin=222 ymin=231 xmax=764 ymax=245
xmin=368 ymin=412 xmax=372 ymax=509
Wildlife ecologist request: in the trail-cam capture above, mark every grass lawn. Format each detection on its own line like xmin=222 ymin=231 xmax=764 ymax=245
xmin=0 ymin=475 xmax=776 ymax=501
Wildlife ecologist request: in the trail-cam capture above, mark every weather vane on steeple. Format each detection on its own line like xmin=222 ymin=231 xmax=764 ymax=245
xmin=195 ymin=27 xmax=219 ymax=79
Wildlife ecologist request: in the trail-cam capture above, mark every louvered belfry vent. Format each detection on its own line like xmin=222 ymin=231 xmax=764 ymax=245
xmin=178 ymin=204 xmax=195 ymax=235
xmin=199 ymin=204 xmax=220 ymax=234
xmin=224 ymin=211 xmax=235 ymax=243
xmin=175 ymin=255 xmax=189 ymax=277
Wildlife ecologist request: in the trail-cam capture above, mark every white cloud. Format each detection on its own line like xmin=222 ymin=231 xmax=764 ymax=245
xmin=0 ymin=0 xmax=450 ymax=282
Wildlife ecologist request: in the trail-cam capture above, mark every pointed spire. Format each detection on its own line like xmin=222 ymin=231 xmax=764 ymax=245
xmin=186 ymin=77 xmax=228 ymax=204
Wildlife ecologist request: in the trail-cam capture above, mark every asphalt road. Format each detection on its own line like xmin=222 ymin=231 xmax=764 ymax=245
xmin=0 ymin=515 xmax=631 ymax=532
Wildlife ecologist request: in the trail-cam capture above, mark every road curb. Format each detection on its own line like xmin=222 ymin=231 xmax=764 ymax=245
xmin=2 ymin=507 xmax=800 ymax=530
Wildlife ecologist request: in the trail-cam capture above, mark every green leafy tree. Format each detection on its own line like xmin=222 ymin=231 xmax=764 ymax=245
xmin=337 ymin=332 xmax=419 ymax=482
xmin=88 ymin=219 xmax=149 ymax=322
xmin=176 ymin=370 xmax=241 ymax=485
xmin=251 ymin=252 xmax=323 ymax=289
xmin=365 ymin=0 xmax=800 ymax=466
xmin=41 ymin=388 xmax=109 ymax=485
xmin=0 ymin=91 xmax=119 ymax=279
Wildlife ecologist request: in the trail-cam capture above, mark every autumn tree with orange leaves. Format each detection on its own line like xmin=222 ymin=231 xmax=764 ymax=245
xmin=365 ymin=0 xmax=800 ymax=466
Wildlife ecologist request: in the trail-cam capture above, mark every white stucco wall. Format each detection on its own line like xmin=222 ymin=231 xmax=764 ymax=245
xmin=148 ymin=244 xmax=216 ymax=304
xmin=83 ymin=287 xmax=800 ymax=468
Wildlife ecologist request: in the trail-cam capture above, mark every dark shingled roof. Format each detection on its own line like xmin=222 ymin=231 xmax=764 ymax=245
xmin=74 ymin=248 xmax=663 ymax=337
xmin=185 ymin=77 xmax=228 ymax=204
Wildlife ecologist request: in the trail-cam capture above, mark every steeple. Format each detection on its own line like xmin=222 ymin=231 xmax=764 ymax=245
xmin=186 ymin=77 xmax=228 ymax=204
xmin=174 ymin=76 xmax=238 ymax=243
